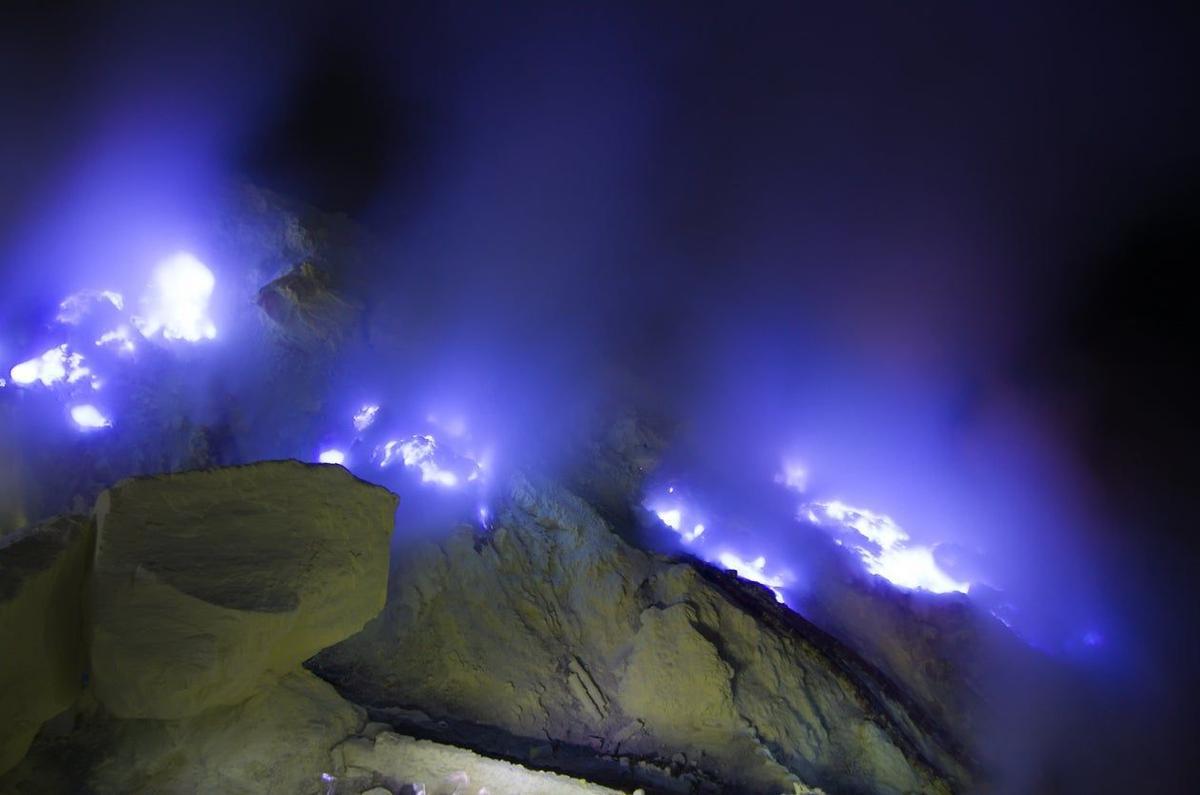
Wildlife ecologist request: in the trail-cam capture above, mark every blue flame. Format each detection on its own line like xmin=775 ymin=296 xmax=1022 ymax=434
xmin=318 ymin=449 xmax=346 ymax=465
xmin=70 ymin=404 xmax=111 ymax=430
xmin=131 ymin=252 xmax=217 ymax=342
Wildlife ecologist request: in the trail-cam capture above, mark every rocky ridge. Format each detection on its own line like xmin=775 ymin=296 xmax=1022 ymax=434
xmin=311 ymin=472 xmax=974 ymax=795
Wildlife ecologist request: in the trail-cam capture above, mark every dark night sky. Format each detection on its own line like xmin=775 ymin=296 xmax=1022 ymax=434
xmin=3 ymin=2 xmax=1199 ymax=789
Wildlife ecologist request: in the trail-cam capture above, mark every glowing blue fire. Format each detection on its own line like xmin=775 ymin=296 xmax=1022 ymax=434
xmin=647 ymin=487 xmax=791 ymax=601
xmin=8 ymin=345 xmax=92 ymax=388
xmin=717 ymin=551 xmax=786 ymax=602
xmin=655 ymin=507 xmax=682 ymax=531
xmin=95 ymin=326 xmax=137 ymax=353
xmin=70 ymin=404 xmax=111 ymax=429
xmin=131 ymin=252 xmax=217 ymax=342
xmin=56 ymin=289 xmax=124 ymax=325
xmin=375 ymin=433 xmax=481 ymax=488
xmin=805 ymin=500 xmax=969 ymax=594
xmin=318 ymin=449 xmax=346 ymax=465
xmin=353 ymin=404 xmax=380 ymax=432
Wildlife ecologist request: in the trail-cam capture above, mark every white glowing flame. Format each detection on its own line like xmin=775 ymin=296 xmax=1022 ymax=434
xmin=56 ymin=289 xmax=124 ymax=325
xmin=655 ymin=508 xmax=682 ymax=531
xmin=9 ymin=345 xmax=91 ymax=387
xmin=377 ymin=433 xmax=476 ymax=487
xmin=353 ymin=404 xmax=380 ymax=432
xmin=70 ymin=404 xmax=111 ymax=429
xmin=318 ymin=449 xmax=346 ymax=465
xmin=808 ymin=500 xmax=968 ymax=594
xmin=132 ymin=252 xmax=217 ymax=342
xmin=399 ymin=435 xmax=460 ymax=486
xmin=718 ymin=551 xmax=786 ymax=602
xmin=400 ymin=434 xmax=437 ymax=466
xmin=95 ymin=326 xmax=137 ymax=353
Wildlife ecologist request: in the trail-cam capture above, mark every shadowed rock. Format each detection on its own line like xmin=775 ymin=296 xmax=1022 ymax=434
xmin=0 ymin=515 xmax=93 ymax=775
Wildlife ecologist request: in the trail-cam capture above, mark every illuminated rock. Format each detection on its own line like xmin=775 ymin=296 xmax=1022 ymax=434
xmin=256 ymin=261 xmax=361 ymax=351
xmin=311 ymin=472 xmax=972 ymax=795
xmin=89 ymin=461 xmax=396 ymax=719
xmin=0 ymin=515 xmax=93 ymax=775
xmin=334 ymin=731 xmax=623 ymax=795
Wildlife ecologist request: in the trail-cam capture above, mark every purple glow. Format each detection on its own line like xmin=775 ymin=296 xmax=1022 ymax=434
xmin=774 ymin=461 xmax=808 ymax=493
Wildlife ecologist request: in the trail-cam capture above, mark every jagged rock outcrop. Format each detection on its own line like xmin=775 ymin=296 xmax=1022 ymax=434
xmin=257 ymin=262 xmax=362 ymax=351
xmin=0 ymin=516 xmax=92 ymax=775
xmin=89 ymin=461 xmax=397 ymax=719
xmin=311 ymin=473 xmax=974 ymax=795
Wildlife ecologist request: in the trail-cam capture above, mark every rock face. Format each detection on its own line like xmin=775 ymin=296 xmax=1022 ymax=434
xmin=1 ymin=670 xmax=364 ymax=795
xmin=312 ymin=473 xmax=973 ymax=795
xmin=89 ymin=461 xmax=397 ymax=719
xmin=256 ymin=262 xmax=362 ymax=351
xmin=2 ymin=461 xmax=402 ymax=793
xmin=0 ymin=515 xmax=93 ymax=775
xmin=334 ymin=730 xmax=624 ymax=795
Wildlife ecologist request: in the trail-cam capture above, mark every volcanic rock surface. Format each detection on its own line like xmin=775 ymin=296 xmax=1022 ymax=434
xmin=0 ymin=516 xmax=92 ymax=775
xmin=311 ymin=472 xmax=974 ymax=795
xmin=89 ymin=461 xmax=397 ymax=719
xmin=0 ymin=461 xmax=402 ymax=794
xmin=333 ymin=727 xmax=625 ymax=795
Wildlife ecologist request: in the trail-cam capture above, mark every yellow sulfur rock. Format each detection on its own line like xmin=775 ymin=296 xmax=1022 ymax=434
xmin=89 ymin=461 xmax=396 ymax=719
xmin=0 ymin=515 xmax=93 ymax=775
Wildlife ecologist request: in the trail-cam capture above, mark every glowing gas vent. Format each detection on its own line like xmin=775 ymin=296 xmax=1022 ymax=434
xmin=806 ymin=500 xmax=968 ymax=593
xmin=132 ymin=252 xmax=217 ymax=342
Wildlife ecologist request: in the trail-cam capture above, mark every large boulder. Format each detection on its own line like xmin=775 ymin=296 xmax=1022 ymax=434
xmin=0 ymin=515 xmax=93 ymax=775
xmin=312 ymin=473 xmax=973 ymax=795
xmin=89 ymin=461 xmax=396 ymax=719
